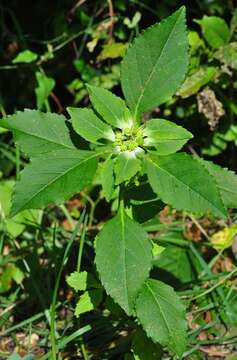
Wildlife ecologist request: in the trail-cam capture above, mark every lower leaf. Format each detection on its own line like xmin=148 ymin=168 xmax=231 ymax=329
xmin=95 ymin=207 xmax=152 ymax=315
xmin=135 ymin=279 xmax=187 ymax=357
xmin=132 ymin=328 xmax=163 ymax=360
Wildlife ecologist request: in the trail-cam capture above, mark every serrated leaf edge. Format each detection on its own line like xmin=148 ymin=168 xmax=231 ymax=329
xmin=146 ymin=153 xmax=227 ymax=218
xmin=121 ymin=6 xmax=189 ymax=119
xmin=135 ymin=279 xmax=187 ymax=356
xmin=95 ymin=210 xmax=152 ymax=315
xmin=10 ymin=150 xmax=100 ymax=217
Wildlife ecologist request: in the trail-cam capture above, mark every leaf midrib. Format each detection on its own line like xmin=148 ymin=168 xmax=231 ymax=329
xmin=145 ymin=282 xmax=174 ymax=342
xmin=120 ymin=208 xmax=130 ymax=313
xmin=148 ymin=157 xmax=226 ymax=216
xmin=93 ymin=92 xmax=122 ymax=126
xmin=116 ymin=155 xmax=131 ymax=184
xmin=15 ymin=151 xmax=98 ymax=213
xmin=79 ymin=114 xmax=111 ymax=138
xmin=134 ymin=10 xmax=182 ymax=118
xmin=16 ymin=128 xmax=74 ymax=150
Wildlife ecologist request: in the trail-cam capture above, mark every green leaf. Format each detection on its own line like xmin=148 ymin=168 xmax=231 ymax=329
xmin=152 ymin=243 xmax=165 ymax=257
xmin=132 ymin=328 xmax=162 ymax=360
xmin=188 ymin=31 xmax=205 ymax=55
xmin=132 ymin=200 xmax=164 ymax=224
xmin=195 ymin=16 xmax=230 ymax=49
xmin=35 ymin=71 xmax=55 ymax=110
xmin=220 ymin=288 xmax=237 ymax=327
xmin=97 ymin=42 xmax=128 ymax=60
xmin=11 ymin=149 xmax=98 ymax=216
xmin=144 ymin=119 xmax=193 ymax=155
xmin=124 ymin=12 xmax=141 ymax=29
xmin=135 ymin=279 xmax=187 ymax=357
xmin=67 ymin=107 xmax=115 ymax=144
xmin=121 ymin=6 xmax=188 ymax=119
xmin=96 ymin=207 xmax=152 ymax=315
xmin=75 ymin=289 xmax=103 ymax=317
xmin=100 ymin=157 xmax=115 ymax=201
xmin=87 ymin=85 xmax=132 ymax=129
xmin=178 ymin=67 xmax=218 ymax=98
xmin=124 ymin=182 xmax=164 ymax=223
xmin=66 ymin=271 xmax=100 ymax=291
xmin=114 ymin=151 xmax=141 ymax=185
xmin=153 ymin=245 xmax=194 ymax=284
xmin=0 ymin=110 xmax=76 ymax=156
xmin=197 ymin=158 xmax=237 ymax=209
xmin=12 ymin=50 xmax=38 ymax=64
xmin=146 ymin=153 xmax=227 ymax=218
xmin=0 ymin=180 xmax=38 ymax=237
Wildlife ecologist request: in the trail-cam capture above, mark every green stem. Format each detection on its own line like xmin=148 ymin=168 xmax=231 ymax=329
xmin=50 ymin=210 xmax=86 ymax=360
xmin=77 ymin=214 xmax=88 ymax=272
xmin=15 ymin=144 xmax=20 ymax=181
xmin=191 ymin=267 xmax=237 ymax=301
xmin=60 ymin=204 xmax=74 ymax=230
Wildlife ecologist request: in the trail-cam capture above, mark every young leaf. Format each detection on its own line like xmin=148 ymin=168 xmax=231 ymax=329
xmin=67 ymin=107 xmax=115 ymax=144
xmin=0 ymin=110 xmax=76 ymax=156
xmin=114 ymin=151 xmax=141 ymax=185
xmin=144 ymin=119 xmax=193 ymax=155
xmin=100 ymin=157 xmax=115 ymax=201
xmin=75 ymin=289 xmax=103 ymax=317
xmin=35 ymin=71 xmax=55 ymax=110
xmin=121 ymin=6 xmax=188 ymax=119
xmin=66 ymin=271 xmax=100 ymax=291
xmin=195 ymin=16 xmax=230 ymax=49
xmin=11 ymin=149 xmax=98 ymax=216
xmin=146 ymin=153 xmax=227 ymax=218
xmin=135 ymin=279 xmax=187 ymax=357
xmin=87 ymin=85 xmax=132 ymax=129
xmin=97 ymin=42 xmax=128 ymax=60
xmin=12 ymin=50 xmax=38 ymax=64
xmin=67 ymin=271 xmax=88 ymax=291
xmin=96 ymin=207 xmax=152 ymax=315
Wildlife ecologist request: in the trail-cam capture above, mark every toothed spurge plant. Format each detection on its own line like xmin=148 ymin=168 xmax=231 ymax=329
xmin=2 ymin=7 xmax=237 ymax=357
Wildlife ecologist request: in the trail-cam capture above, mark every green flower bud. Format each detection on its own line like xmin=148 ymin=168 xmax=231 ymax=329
xmin=120 ymin=144 xmax=127 ymax=151
xmin=115 ymin=132 xmax=123 ymax=140
xmin=124 ymin=127 xmax=131 ymax=136
xmin=128 ymin=141 xmax=137 ymax=151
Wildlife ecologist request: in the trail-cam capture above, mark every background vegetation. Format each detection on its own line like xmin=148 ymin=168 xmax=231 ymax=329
xmin=1 ymin=0 xmax=237 ymax=359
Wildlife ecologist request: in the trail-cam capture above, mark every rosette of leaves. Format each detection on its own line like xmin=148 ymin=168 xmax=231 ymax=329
xmin=2 ymin=7 xmax=237 ymax=357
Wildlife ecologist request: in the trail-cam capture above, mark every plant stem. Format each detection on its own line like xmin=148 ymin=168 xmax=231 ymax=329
xmin=50 ymin=210 xmax=86 ymax=360
xmin=191 ymin=267 xmax=237 ymax=301
xmin=77 ymin=214 xmax=88 ymax=272
xmin=15 ymin=144 xmax=20 ymax=181
xmin=60 ymin=204 xmax=74 ymax=230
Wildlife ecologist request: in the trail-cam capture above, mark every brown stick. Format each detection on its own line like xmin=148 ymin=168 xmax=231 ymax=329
xmin=107 ymin=0 xmax=114 ymax=40
xmin=50 ymin=92 xmax=64 ymax=113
